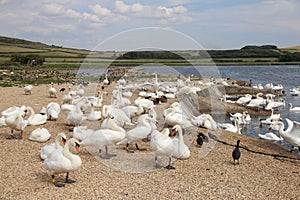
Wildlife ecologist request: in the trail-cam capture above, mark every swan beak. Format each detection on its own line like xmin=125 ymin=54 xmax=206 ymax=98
xmin=170 ymin=129 xmax=177 ymax=137
xmin=62 ymin=138 xmax=67 ymax=145
xmin=75 ymin=143 xmax=81 ymax=152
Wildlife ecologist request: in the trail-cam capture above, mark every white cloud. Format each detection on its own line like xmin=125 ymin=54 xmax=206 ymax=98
xmin=114 ymin=0 xmax=191 ymax=24
xmin=89 ymin=4 xmax=112 ymax=17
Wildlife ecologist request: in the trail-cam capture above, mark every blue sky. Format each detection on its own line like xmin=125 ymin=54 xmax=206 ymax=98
xmin=0 ymin=0 xmax=299 ymax=50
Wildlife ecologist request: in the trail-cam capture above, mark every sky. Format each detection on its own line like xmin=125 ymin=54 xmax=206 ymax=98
xmin=0 ymin=0 xmax=299 ymax=50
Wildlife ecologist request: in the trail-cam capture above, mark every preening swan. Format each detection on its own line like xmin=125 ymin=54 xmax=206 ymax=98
xmin=170 ymin=125 xmax=190 ymax=159
xmin=29 ymin=127 xmax=51 ymax=142
xmin=46 ymin=102 xmax=61 ymax=120
xmin=2 ymin=105 xmax=27 ymax=117
xmin=40 ymin=133 xmax=67 ymax=160
xmin=42 ymin=138 xmax=82 ymax=187
xmin=271 ymin=118 xmax=300 ymax=151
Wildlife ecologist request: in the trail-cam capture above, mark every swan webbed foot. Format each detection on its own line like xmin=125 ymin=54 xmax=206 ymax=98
xmin=165 ymin=165 xmax=175 ymax=170
xmin=65 ymin=178 xmax=76 ymax=184
xmin=54 ymin=182 xmax=65 ymax=187
xmin=135 ymin=143 xmax=146 ymax=151
xmin=125 ymin=146 xmax=134 ymax=153
xmin=101 ymin=154 xmax=117 ymax=159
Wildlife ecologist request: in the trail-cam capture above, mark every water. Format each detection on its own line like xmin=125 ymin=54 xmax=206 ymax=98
xmin=140 ymin=65 xmax=300 ymax=149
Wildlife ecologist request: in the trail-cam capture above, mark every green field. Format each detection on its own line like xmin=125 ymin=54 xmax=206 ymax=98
xmin=1 ymin=35 xmax=300 ymax=68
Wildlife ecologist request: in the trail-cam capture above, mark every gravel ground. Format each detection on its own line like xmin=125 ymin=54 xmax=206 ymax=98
xmin=0 ymin=83 xmax=299 ymax=200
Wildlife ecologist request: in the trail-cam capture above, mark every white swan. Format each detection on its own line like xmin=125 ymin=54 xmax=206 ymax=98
xmin=5 ymin=113 xmax=28 ymax=139
xmin=230 ymin=111 xmax=251 ymax=125
xmin=62 ymin=92 xmax=72 ymax=104
xmin=271 ymin=118 xmax=300 ymax=151
xmin=87 ymin=104 xmax=101 ymax=121
xmin=80 ymin=115 xmax=126 ymax=158
xmin=48 ymin=83 xmax=57 ymax=98
xmin=191 ymin=113 xmax=219 ymax=130
xmin=150 ymin=128 xmax=175 ymax=169
xmin=247 ymin=93 xmax=266 ymax=107
xmin=66 ymin=104 xmax=84 ymax=126
xmin=101 ymin=105 xmax=132 ymax=128
xmin=121 ymin=104 xmax=144 ymax=119
xmin=40 ymin=133 xmax=67 ymax=160
xmin=219 ymin=117 xmax=241 ymax=134
xmin=265 ymin=99 xmax=285 ymax=110
xmin=258 ymin=128 xmax=283 ymax=141
xmin=164 ymin=108 xmax=193 ymax=129
xmin=42 ymin=138 xmax=82 ymax=187
xmin=27 ymin=106 xmax=47 ymax=126
xmin=288 ymin=103 xmax=300 ymax=112
xmin=2 ymin=105 xmax=27 ymax=117
xmin=73 ymin=126 xmax=94 ymax=141
xmin=46 ymin=102 xmax=61 ymax=120
xmin=117 ymin=116 xmax=154 ymax=152
xmin=236 ymin=94 xmax=252 ymax=105
xmin=23 ymin=85 xmax=33 ymax=95
xmin=103 ymin=74 xmax=110 ymax=85
xmin=170 ymin=124 xmax=190 ymax=159
xmin=29 ymin=127 xmax=51 ymax=142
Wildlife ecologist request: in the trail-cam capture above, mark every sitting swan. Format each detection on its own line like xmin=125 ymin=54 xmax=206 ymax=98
xmin=27 ymin=106 xmax=47 ymax=126
xmin=87 ymin=104 xmax=101 ymax=121
xmin=40 ymin=133 xmax=67 ymax=160
xmin=258 ymin=128 xmax=283 ymax=141
xmin=29 ymin=127 xmax=51 ymax=142
xmin=170 ymin=124 xmax=190 ymax=159
xmin=271 ymin=118 xmax=300 ymax=151
xmin=288 ymin=103 xmax=300 ymax=112
xmin=42 ymin=138 xmax=82 ymax=187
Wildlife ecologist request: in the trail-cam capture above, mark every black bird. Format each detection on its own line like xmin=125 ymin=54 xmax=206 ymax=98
xmin=196 ymin=134 xmax=204 ymax=146
xmin=232 ymin=140 xmax=241 ymax=165
xmin=196 ymin=132 xmax=208 ymax=147
xmin=59 ymin=88 xmax=66 ymax=92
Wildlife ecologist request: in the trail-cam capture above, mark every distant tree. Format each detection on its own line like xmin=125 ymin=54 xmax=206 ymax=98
xmin=279 ymin=52 xmax=300 ymax=62
xmin=11 ymin=54 xmax=44 ymax=66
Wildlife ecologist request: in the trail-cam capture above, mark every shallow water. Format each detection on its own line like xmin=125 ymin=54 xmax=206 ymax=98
xmin=140 ymin=65 xmax=300 ymax=150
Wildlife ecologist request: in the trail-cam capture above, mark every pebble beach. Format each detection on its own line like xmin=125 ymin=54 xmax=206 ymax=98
xmin=0 ymin=80 xmax=299 ymax=200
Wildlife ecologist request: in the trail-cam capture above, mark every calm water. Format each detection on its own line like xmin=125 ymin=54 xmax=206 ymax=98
xmin=140 ymin=65 xmax=300 ymax=149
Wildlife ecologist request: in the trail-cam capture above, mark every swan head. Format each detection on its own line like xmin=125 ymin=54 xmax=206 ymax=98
xmin=67 ymin=138 xmax=81 ymax=152
xmin=170 ymin=125 xmax=181 ymax=137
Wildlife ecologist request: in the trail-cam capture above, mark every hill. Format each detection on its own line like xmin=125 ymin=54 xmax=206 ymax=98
xmin=0 ymin=36 xmax=92 ymax=64
xmin=0 ymin=35 xmax=300 ymax=66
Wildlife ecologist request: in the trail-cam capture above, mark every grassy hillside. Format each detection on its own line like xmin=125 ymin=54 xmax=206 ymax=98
xmin=0 ymin=35 xmax=300 ymax=67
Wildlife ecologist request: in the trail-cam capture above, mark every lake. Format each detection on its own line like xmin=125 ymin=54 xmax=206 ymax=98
xmin=140 ymin=65 xmax=300 ymax=149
